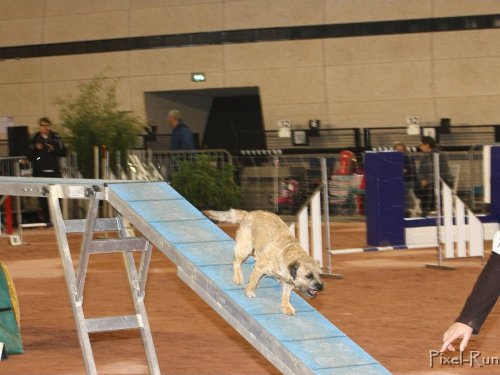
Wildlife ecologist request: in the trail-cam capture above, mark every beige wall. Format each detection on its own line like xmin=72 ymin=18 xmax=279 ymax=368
xmin=1 ymin=0 xmax=500 ymax=138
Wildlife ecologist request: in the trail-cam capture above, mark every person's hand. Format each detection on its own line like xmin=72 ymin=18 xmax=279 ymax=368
xmin=46 ymin=143 xmax=54 ymax=151
xmin=440 ymin=322 xmax=473 ymax=352
xmin=35 ymin=142 xmax=43 ymax=150
xmin=421 ymin=180 xmax=429 ymax=188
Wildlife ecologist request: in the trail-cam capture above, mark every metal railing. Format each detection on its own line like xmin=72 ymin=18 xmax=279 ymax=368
xmin=131 ymin=148 xmax=367 ymax=218
xmin=131 ymin=149 xmax=232 ymax=182
xmin=232 ymin=153 xmax=341 ymax=214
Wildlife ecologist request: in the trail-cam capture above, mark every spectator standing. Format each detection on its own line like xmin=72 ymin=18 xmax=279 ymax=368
xmin=168 ymin=109 xmax=194 ymax=150
xmin=393 ymin=142 xmax=416 ymax=216
xmin=414 ymin=136 xmax=452 ymax=216
xmin=30 ymin=117 xmax=67 ymax=224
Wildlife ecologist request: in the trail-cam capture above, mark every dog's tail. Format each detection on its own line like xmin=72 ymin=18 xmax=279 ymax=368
xmin=204 ymin=209 xmax=248 ymax=224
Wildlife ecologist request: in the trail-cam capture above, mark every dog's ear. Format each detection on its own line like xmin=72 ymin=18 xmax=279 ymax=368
xmin=288 ymin=261 xmax=300 ymax=280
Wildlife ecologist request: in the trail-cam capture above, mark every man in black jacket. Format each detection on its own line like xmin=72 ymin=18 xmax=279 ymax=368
xmin=30 ymin=117 xmax=67 ymax=223
xmin=415 ymin=136 xmax=453 ymax=216
xmin=440 ymin=233 xmax=500 ymax=352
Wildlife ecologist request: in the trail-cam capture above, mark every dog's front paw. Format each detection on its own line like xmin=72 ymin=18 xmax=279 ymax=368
xmin=233 ymin=274 xmax=243 ymax=285
xmin=281 ymin=304 xmax=296 ymax=316
xmin=245 ymin=286 xmax=256 ymax=298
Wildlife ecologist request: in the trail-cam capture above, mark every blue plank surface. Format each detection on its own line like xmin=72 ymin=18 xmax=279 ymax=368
xmin=252 ymin=310 xmax=345 ymax=341
xmin=224 ymin=288 xmax=315 ymax=315
xmin=110 ymin=181 xmax=183 ymax=201
xmin=175 ymin=241 xmax=235 ymax=266
xmin=108 ymin=182 xmax=391 ymax=375
xmin=284 ymin=337 xmax=381 ymax=370
xmin=127 ymin=199 xmax=204 ymax=222
xmin=198 ymin=263 xmax=277 ymax=290
xmin=150 ymin=219 xmax=230 ymax=244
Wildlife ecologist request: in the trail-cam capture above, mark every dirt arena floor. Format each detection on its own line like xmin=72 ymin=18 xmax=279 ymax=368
xmin=1 ymin=222 xmax=499 ymax=375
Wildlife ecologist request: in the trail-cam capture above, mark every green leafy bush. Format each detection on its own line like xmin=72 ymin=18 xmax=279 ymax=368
xmin=55 ymin=74 xmax=143 ymax=178
xmin=171 ymin=155 xmax=241 ymax=210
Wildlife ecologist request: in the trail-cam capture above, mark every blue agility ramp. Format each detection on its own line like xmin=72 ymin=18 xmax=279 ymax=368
xmin=107 ymin=181 xmax=390 ymax=375
xmin=0 ymin=177 xmax=390 ymax=374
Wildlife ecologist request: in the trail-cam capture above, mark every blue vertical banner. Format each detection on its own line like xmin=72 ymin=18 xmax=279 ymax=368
xmin=365 ymin=151 xmax=405 ymax=246
xmin=491 ymin=146 xmax=500 ymax=217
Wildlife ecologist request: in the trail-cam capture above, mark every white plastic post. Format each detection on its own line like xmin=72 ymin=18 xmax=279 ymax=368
xmin=483 ymin=145 xmax=491 ymax=204
xmin=493 ymin=231 xmax=500 ymax=255
xmin=468 ymin=208 xmax=484 ymax=257
xmin=455 ymin=198 xmax=466 ymax=258
xmin=442 ymin=182 xmax=454 ymax=258
xmin=298 ymin=207 xmax=309 ymax=253
xmin=311 ymin=192 xmax=323 ymax=267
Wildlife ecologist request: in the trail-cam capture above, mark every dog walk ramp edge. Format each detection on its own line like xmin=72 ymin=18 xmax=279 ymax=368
xmin=108 ymin=181 xmax=391 ymax=375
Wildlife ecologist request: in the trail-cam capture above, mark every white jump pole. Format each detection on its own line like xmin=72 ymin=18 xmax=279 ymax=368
xmin=311 ymin=192 xmax=323 ymax=267
xmin=297 ymin=207 xmax=309 ymax=253
xmin=468 ymin=209 xmax=484 ymax=258
xmin=455 ymin=197 xmax=466 ymax=258
xmin=493 ymin=231 xmax=500 ymax=254
xmin=426 ymin=153 xmax=455 ymax=270
xmin=442 ymin=182 xmax=454 ymax=259
xmin=483 ymin=145 xmax=491 ymax=204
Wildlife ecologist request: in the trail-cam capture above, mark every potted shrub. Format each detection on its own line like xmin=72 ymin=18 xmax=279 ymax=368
xmin=171 ymin=155 xmax=241 ymax=210
xmin=55 ymin=74 xmax=143 ymax=178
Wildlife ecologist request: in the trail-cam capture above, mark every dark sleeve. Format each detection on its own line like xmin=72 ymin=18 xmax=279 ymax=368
xmin=409 ymin=158 xmax=417 ymax=184
xmin=51 ymin=134 xmax=67 ymax=157
xmin=28 ymin=133 xmax=39 ymax=161
xmin=179 ymin=127 xmax=193 ymax=149
xmin=416 ymin=154 xmax=429 ymax=182
xmin=456 ymin=252 xmax=500 ymax=334
xmin=439 ymin=152 xmax=453 ymax=185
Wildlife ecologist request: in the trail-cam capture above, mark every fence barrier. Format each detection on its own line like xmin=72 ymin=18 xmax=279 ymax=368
xmin=329 ymin=150 xmax=489 ymax=264
xmin=440 ymin=180 xmax=484 ymax=259
xmin=425 ymin=152 xmax=485 ymax=270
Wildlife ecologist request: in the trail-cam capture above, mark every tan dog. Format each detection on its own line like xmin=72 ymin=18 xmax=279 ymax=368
xmin=204 ymin=209 xmax=324 ymax=315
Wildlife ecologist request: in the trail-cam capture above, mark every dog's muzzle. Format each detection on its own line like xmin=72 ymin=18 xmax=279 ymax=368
xmin=305 ymin=282 xmax=324 ymax=298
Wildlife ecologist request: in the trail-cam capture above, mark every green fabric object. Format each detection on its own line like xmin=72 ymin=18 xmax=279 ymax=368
xmin=0 ymin=263 xmax=23 ymax=354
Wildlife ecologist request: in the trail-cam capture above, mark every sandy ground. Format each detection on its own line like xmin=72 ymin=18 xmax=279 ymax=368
xmin=0 ymin=222 xmax=499 ymax=375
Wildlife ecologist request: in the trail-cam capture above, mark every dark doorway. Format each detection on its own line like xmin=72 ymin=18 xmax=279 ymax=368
xmin=203 ymin=95 xmax=266 ymax=151
xmin=144 ymin=87 xmax=266 ymax=152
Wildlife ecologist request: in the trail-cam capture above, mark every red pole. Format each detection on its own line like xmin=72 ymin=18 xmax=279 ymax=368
xmin=5 ymin=196 xmax=13 ymax=235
